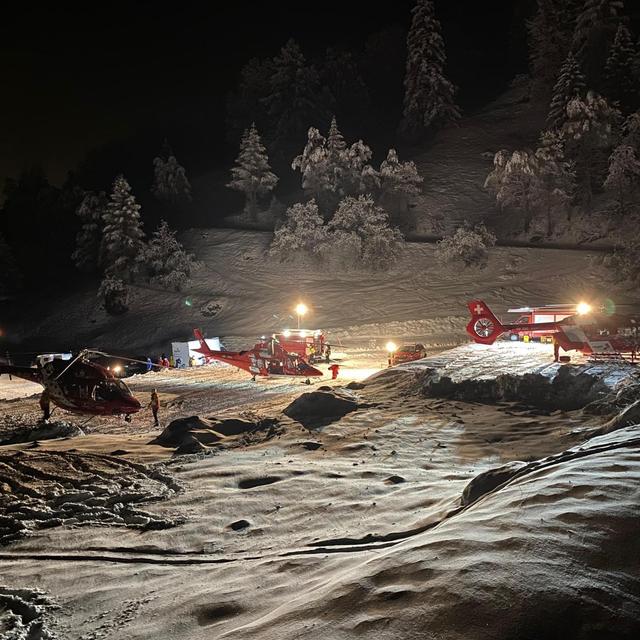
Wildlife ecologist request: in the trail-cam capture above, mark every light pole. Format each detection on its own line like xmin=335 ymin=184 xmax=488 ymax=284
xmin=295 ymin=303 xmax=308 ymax=329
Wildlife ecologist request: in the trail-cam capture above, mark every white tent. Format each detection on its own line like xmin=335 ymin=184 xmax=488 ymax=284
xmin=171 ymin=337 xmax=221 ymax=367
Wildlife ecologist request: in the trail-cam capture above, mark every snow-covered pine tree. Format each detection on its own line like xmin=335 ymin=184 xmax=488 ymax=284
xmin=72 ymin=191 xmax=107 ymax=273
xmin=264 ymin=39 xmax=329 ymax=151
xmin=572 ymin=0 xmax=625 ymax=90
xmin=548 ymin=52 xmax=586 ymax=129
xmin=327 ymin=195 xmax=403 ymax=269
xmin=379 ymin=149 xmax=423 ymax=229
xmin=152 ymin=142 xmax=192 ymax=204
xmin=561 ymin=92 xmax=621 ymax=205
xmin=527 ymin=0 xmax=582 ymax=98
xmin=228 ymin=123 xmax=278 ymax=219
xmin=604 ymin=144 xmax=640 ymax=212
xmin=402 ymin=0 xmax=460 ymax=136
xmin=269 ymin=200 xmax=327 ymax=262
xmin=144 ymin=220 xmax=195 ymax=291
xmin=292 ymin=127 xmax=331 ymax=212
xmin=604 ymin=23 xmax=639 ymax=111
xmin=534 ymin=131 xmax=576 ymax=232
xmin=0 ymin=233 xmax=21 ymax=295
xmin=100 ymin=175 xmax=145 ymax=281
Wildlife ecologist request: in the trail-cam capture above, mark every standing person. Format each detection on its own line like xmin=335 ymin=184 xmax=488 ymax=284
xmin=146 ymin=357 xmax=153 ymax=372
xmin=169 ymin=354 xmax=175 ymax=368
xmin=325 ymin=345 xmax=331 ymax=364
xmin=162 ymin=356 xmax=170 ymax=370
xmin=308 ymin=344 xmax=316 ymax=361
xmin=39 ymin=388 xmax=51 ymax=421
xmin=553 ymin=336 xmax=560 ymax=362
xmin=148 ymin=389 xmax=160 ymax=427
xmin=328 ymin=363 xmax=340 ymax=380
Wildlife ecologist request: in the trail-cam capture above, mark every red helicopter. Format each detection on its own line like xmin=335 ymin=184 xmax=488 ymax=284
xmin=466 ymin=300 xmax=640 ymax=361
xmin=193 ymin=329 xmax=324 ymax=382
xmin=0 ymin=350 xmax=142 ymax=419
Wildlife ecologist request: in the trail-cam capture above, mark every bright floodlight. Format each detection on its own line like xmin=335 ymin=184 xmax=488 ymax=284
xmin=295 ymin=303 xmax=308 ymax=316
xmin=386 ymin=341 xmax=398 ymax=353
xmin=576 ymin=302 xmax=592 ymax=315
xmin=283 ymin=330 xmax=291 ymax=338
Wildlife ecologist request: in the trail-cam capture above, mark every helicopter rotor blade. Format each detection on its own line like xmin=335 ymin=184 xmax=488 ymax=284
xmin=53 ymin=350 xmax=88 ymax=381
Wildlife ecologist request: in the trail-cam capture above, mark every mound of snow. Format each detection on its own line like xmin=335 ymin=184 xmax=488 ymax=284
xmin=0 ymin=586 xmax=58 ymax=640
xmin=283 ymin=387 xmax=358 ymax=428
xmin=154 ymin=415 xmax=279 ymax=450
xmin=230 ymin=425 xmax=640 ymax=639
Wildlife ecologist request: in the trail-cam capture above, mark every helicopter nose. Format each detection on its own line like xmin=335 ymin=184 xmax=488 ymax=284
xmin=128 ymin=396 xmax=142 ymax=411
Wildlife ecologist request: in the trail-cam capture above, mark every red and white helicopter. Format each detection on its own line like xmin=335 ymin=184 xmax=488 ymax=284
xmin=193 ymin=329 xmax=324 ymax=381
xmin=0 ymin=350 xmax=142 ymax=419
xmin=467 ymin=299 xmax=640 ymax=361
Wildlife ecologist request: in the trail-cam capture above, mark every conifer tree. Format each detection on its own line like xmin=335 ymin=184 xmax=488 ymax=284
xmin=572 ymin=0 xmax=625 ymax=89
xmin=152 ymin=142 xmax=192 ymax=204
xmin=527 ymin=0 xmax=582 ymax=98
xmin=100 ymin=175 xmax=145 ymax=281
xmin=548 ymin=52 xmax=586 ymax=129
xmin=144 ymin=220 xmax=195 ymax=291
xmin=604 ymin=144 xmax=640 ymax=212
xmin=561 ymin=92 xmax=621 ymax=205
xmin=264 ymin=39 xmax=329 ymax=149
xmin=72 ymin=191 xmax=107 ymax=273
xmin=291 ymin=127 xmax=330 ymax=208
xmin=228 ymin=123 xmax=278 ymax=219
xmin=604 ymin=23 xmax=638 ymax=110
xmin=402 ymin=0 xmax=460 ymax=135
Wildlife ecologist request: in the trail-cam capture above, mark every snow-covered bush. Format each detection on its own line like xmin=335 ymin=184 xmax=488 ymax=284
xmin=379 ymin=148 xmax=423 ymax=229
xmin=269 ymin=200 xmax=327 ymax=263
xmin=435 ymin=224 xmax=496 ymax=269
xmin=327 ymin=195 xmax=403 ymax=270
xmin=98 ymin=274 xmax=129 ymax=315
xmin=144 ymin=220 xmax=195 ymax=291
xmin=316 ymin=230 xmax=362 ymax=271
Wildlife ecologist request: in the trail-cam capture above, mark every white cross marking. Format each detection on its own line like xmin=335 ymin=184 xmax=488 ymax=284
xmin=474 ymin=304 xmax=484 ymax=315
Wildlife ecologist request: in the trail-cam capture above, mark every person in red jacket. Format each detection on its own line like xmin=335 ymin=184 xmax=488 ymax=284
xmin=328 ymin=363 xmax=340 ymax=380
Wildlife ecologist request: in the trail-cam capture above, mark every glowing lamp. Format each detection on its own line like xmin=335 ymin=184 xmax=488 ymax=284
xmin=112 ymin=365 xmax=123 ymax=374
xmin=576 ymin=302 xmax=592 ymax=315
xmin=294 ymin=302 xmax=308 ymax=329
xmin=385 ymin=341 xmax=398 ymax=353
xmin=283 ymin=330 xmax=291 ymax=338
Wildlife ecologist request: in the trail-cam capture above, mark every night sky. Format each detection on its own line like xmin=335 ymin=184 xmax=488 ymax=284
xmin=1 ymin=0 xmax=529 ymax=185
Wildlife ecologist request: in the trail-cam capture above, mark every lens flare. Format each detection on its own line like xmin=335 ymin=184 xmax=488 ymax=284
xmin=576 ymin=302 xmax=591 ymax=315
xmin=385 ymin=341 xmax=398 ymax=353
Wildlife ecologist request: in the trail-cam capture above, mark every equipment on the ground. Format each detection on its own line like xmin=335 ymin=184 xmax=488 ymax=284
xmin=193 ymin=329 xmax=323 ymax=380
xmin=0 ymin=350 xmax=142 ymax=418
xmin=466 ymin=300 xmax=640 ymax=362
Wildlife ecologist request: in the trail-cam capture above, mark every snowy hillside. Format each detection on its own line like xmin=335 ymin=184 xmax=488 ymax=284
xmin=2 ymin=227 xmax=626 ymax=356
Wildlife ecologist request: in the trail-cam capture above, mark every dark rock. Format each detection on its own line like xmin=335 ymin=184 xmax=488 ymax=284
xmin=228 ymin=519 xmax=250 ymax=531
xmin=173 ymin=435 xmax=209 ymax=456
xmin=152 ymin=416 xmax=224 ymax=447
xmin=384 ymin=475 xmax=406 ymax=484
xmin=461 ymin=461 xmax=527 ymax=506
xmin=284 ymin=389 xmax=358 ymax=428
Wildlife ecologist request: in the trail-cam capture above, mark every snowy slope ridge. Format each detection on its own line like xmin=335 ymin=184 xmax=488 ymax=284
xmin=223 ymin=425 xmax=640 ymax=640
xmin=5 ymin=228 xmax=626 ymax=355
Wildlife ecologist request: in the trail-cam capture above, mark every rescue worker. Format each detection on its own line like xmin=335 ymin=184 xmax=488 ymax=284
xmin=189 ymin=355 xmax=196 ymax=367
xmin=169 ymin=354 xmax=175 ymax=368
xmin=146 ymin=357 xmax=153 ymax=372
xmin=325 ymin=345 xmax=331 ymax=363
xmin=328 ymin=363 xmax=340 ymax=380
xmin=553 ymin=336 xmax=560 ymax=362
xmin=148 ymin=389 xmax=160 ymax=426
xmin=308 ymin=344 xmax=316 ymax=361
xmin=162 ymin=356 xmax=170 ymax=370
xmin=39 ymin=388 xmax=51 ymax=422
